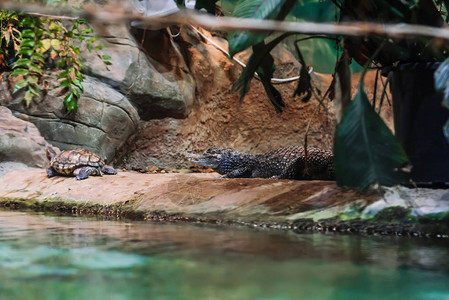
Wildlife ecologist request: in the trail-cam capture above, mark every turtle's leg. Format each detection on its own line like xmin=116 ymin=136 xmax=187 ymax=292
xmin=75 ymin=166 xmax=98 ymax=180
xmin=103 ymin=166 xmax=117 ymax=175
xmin=46 ymin=167 xmax=57 ymax=178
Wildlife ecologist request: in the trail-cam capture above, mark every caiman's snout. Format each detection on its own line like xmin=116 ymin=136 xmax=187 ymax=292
xmin=187 ymin=151 xmax=221 ymax=168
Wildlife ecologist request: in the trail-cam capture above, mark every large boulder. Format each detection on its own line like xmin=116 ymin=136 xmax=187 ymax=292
xmin=0 ymin=106 xmax=54 ymax=168
xmin=79 ymin=22 xmax=196 ymax=120
xmin=0 ymin=73 xmax=139 ymax=162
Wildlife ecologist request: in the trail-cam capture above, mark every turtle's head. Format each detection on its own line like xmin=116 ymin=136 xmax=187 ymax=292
xmin=46 ymin=147 xmax=57 ymax=160
xmin=189 ymin=148 xmax=254 ymax=175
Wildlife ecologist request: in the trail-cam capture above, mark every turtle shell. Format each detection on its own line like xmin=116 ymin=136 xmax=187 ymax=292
xmin=50 ymin=149 xmax=104 ymax=175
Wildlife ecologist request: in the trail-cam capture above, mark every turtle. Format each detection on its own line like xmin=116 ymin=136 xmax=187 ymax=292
xmin=46 ymin=148 xmax=117 ymax=180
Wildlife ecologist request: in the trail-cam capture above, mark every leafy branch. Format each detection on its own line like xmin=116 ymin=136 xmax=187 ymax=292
xmin=1 ymin=8 xmax=111 ymax=113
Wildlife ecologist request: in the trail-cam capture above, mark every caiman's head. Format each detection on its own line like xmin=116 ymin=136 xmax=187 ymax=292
xmin=188 ymin=148 xmax=254 ymax=175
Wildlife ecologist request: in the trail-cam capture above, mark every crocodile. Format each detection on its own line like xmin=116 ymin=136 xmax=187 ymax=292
xmin=189 ymin=146 xmax=335 ymax=180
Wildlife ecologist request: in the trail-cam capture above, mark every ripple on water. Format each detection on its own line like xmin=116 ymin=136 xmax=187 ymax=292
xmin=0 ymin=210 xmax=448 ymax=300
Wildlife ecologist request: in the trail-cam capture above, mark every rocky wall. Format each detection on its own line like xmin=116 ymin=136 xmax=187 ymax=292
xmin=0 ymin=0 xmax=393 ymax=170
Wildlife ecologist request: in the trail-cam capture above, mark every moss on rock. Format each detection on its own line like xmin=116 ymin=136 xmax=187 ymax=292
xmin=373 ymin=206 xmax=414 ymax=222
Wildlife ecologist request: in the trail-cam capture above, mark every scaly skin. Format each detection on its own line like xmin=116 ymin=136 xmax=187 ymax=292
xmin=189 ymin=146 xmax=335 ymax=180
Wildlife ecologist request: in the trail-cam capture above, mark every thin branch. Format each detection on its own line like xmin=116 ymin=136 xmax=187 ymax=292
xmin=27 ymin=12 xmax=78 ymax=20
xmin=3 ymin=2 xmax=449 ymax=41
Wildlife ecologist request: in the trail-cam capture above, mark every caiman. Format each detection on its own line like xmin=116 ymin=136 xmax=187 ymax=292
xmin=189 ymin=146 xmax=335 ymax=180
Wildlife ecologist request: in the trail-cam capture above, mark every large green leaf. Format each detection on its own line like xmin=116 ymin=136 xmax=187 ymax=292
xmin=434 ymin=58 xmax=449 ymax=145
xmin=233 ymin=0 xmax=285 ymax=20
xmin=228 ymin=0 xmax=295 ymax=56
xmin=434 ymin=58 xmax=449 ymax=93
xmin=333 ymin=84 xmax=409 ymax=189
xmin=290 ymin=0 xmax=335 ymax=22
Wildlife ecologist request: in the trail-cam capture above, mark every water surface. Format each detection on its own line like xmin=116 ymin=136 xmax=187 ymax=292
xmin=0 ymin=210 xmax=448 ymax=300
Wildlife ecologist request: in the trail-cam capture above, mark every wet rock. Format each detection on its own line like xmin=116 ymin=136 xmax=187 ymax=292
xmin=1 ymin=170 xmax=448 ymax=236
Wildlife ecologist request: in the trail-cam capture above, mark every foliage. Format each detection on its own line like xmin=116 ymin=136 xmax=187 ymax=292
xmin=221 ymin=0 xmax=449 ymax=189
xmin=0 ymin=8 xmax=111 ymax=113
xmin=334 ymin=0 xmax=449 ymax=67
xmin=435 ymin=58 xmax=449 ymax=143
xmin=333 ymin=84 xmax=409 ymax=189
xmin=231 ymin=33 xmax=290 ymax=112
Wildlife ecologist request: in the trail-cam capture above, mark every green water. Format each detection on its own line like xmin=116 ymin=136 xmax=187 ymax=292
xmin=0 ymin=211 xmax=448 ymax=300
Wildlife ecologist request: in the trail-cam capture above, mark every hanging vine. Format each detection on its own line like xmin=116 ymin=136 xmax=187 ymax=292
xmin=1 ymin=9 xmax=111 ymax=113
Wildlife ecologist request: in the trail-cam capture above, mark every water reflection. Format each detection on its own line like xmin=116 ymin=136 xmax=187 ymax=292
xmin=0 ymin=210 xmax=448 ymax=300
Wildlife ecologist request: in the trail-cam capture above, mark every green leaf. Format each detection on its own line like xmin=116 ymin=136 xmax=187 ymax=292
xmin=233 ymin=0 xmax=285 ymax=20
xmin=73 ymin=77 xmax=84 ymax=91
xmin=71 ymin=86 xmax=80 ymax=99
xmin=435 ymin=58 xmax=449 ymax=92
xmin=443 ymin=119 xmax=449 ymax=143
xmin=80 ymin=28 xmax=93 ymax=35
xmin=50 ymin=39 xmax=61 ymax=50
xmin=17 ymin=48 xmax=34 ymax=57
xmin=293 ymin=43 xmax=312 ymax=102
xmin=24 ymin=89 xmax=34 ymax=106
xmin=70 ymin=46 xmax=81 ymax=56
xmin=333 ymin=84 xmax=409 ymax=189
xmin=435 ymin=59 xmax=449 ymax=111
xmin=228 ymin=0 xmax=295 ymax=56
xmin=29 ymin=64 xmax=43 ymax=75
xmin=29 ymin=85 xmax=40 ymax=96
xmin=231 ymin=33 xmax=289 ymax=106
xmin=27 ymin=76 xmax=38 ymax=85
xmin=58 ymin=71 xmax=69 ymax=79
xmin=63 ymin=92 xmax=78 ymax=113
xmin=21 ymin=29 xmax=35 ymax=39
xmin=31 ymin=54 xmax=45 ymax=64
xmin=443 ymin=0 xmax=449 ymax=22
xmin=255 ymin=47 xmax=284 ymax=113
xmin=94 ymin=44 xmax=105 ymax=51
xmin=290 ymin=0 xmax=335 ymax=22
xmin=443 ymin=87 xmax=449 ymax=110
xmin=228 ymin=32 xmax=266 ymax=57
xmin=60 ymin=79 xmax=72 ymax=88
xmin=12 ymin=79 xmax=28 ymax=94
xmin=13 ymin=58 xmax=31 ymax=68
xmin=10 ymin=68 xmax=29 ymax=76
xmin=87 ymin=37 xmax=99 ymax=44
xmin=76 ymin=72 xmax=83 ymax=80
xmin=35 ymin=28 xmax=44 ymax=38
xmin=49 ymin=21 xmax=63 ymax=32
xmin=20 ymin=39 xmax=35 ymax=48
xmin=19 ymin=17 xmax=35 ymax=27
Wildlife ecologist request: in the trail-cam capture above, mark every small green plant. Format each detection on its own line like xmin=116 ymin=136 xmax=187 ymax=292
xmin=1 ymin=9 xmax=111 ymax=113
